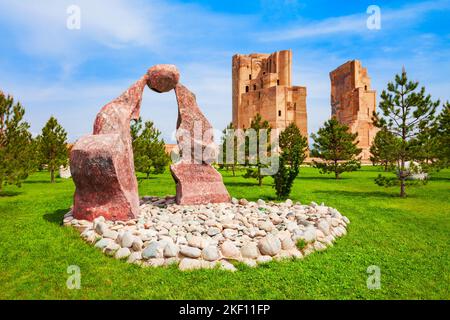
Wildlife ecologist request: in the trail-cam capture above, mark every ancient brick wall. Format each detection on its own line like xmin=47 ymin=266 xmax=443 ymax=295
xmin=330 ymin=60 xmax=378 ymax=160
xmin=232 ymin=50 xmax=308 ymax=138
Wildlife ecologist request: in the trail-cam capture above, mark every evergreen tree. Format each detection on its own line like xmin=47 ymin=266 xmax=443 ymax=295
xmin=372 ymin=68 xmax=439 ymax=197
xmin=130 ymin=116 xmax=142 ymax=142
xmin=131 ymin=118 xmax=169 ymax=179
xmin=273 ymin=123 xmax=308 ymax=199
xmin=37 ymin=116 xmax=69 ymax=183
xmin=409 ymin=123 xmax=439 ymax=171
xmin=435 ymin=102 xmax=450 ymax=169
xmin=243 ymin=113 xmax=272 ymax=186
xmin=0 ymin=92 xmax=35 ymax=192
xmin=311 ymin=118 xmax=361 ymax=179
xmin=370 ymin=128 xmax=399 ymax=171
xmin=220 ymin=122 xmax=238 ymax=176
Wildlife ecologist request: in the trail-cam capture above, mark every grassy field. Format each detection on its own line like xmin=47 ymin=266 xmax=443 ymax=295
xmin=0 ymin=166 xmax=449 ymax=299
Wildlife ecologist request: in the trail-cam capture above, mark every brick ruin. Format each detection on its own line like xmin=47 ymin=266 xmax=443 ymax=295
xmin=330 ymin=60 xmax=378 ymax=160
xmin=231 ymin=52 xmax=377 ymax=161
xmin=232 ymin=50 xmax=308 ymax=138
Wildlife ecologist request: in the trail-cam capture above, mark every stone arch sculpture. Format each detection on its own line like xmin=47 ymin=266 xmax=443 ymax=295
xmin=70 ymin=65 xmax=230 ymax=221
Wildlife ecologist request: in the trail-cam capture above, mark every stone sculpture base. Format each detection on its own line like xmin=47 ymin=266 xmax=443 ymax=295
xmin=64 ymin=198 xmax=350 ymax=271
xmin=170 ymin=163 xmax=231 ymax=205
xmin=71 ymin=134 xmax=139 ymax=221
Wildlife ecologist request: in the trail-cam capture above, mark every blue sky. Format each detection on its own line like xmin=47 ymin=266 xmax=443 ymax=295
xmin=0 ymin=0 xmax=449 ymax=143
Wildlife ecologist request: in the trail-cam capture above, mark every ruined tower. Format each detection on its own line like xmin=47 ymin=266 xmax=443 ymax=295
xmin=330 ymin=60 xmax=378 ymax=160
xmin=232 ymin=50 xmax=308 ymax=138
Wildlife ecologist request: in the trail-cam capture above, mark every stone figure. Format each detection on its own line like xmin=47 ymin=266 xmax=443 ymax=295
xmin=70 ymin=64 xmax=229 ymax=221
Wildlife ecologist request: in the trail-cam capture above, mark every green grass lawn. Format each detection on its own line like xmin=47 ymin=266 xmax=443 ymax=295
xmin=0 ymin=166 xmax=449 ymax=299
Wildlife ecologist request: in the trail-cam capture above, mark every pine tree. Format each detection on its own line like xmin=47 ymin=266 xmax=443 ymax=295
xmin=372 ymin=68 xmax=439 ymax=197
xmin=131 ymin=118 xmax=169 ymax=179
xmin=435 ymin=102 xmax=450 ymax=169
xmin=311 ymin=118 xmax=361 ymax=179
xmin=243 ymin=113 xmax=272 ymax=186
xmin=409 ymin=124 xmax=439 ymax=171
xmin=370 ymin=128 xmax=399 ymax=171
xmin=37 ymin=116 xmax=68 ymax=183
xmin=0 ymin=92 xmax=35 ymax=192
xmin=273 ymin=123 xmax=308 ymax=199
xmin=220 ymin=122 xmax=239 ymax=176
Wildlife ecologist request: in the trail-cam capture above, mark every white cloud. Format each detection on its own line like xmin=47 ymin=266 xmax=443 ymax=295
xmin=0 ymin=77 xmax=131 ymax=139
xmin=0 ymin=0 xmax=252 ymax=142
xmin=0 ymin=60 xmax=232 ymax=143
xmin=0 ymin=0 xmax=254 ymax=57
xmin=257 ymin=0 xmax=450 ymax=41
xmin=0 ymin=0 xmax=161 ymax=55
xmin=0 ymin=0 xmax=448 ymax=144
xmin=259 ymin=13 xmax=365 ymax=41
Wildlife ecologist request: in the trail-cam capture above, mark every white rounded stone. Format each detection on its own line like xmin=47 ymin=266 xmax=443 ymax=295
xmin=258 ymin=221 xmax=274 ymax=232
xmin=202 ymin=246 xmax=221 ymax=261
xmin=163 ymin=242 xmax=179 ymax=258
xmin=207 ymin=227 xmax=221 ymax=236
xmin=104 ymin=242 xmax=120 ymax=256
xmin=318 ymin=220 xmax=330 ymax=235
xmin=222 ymin=228 xmax=238 ymax=239
xmin=220 ymin=240 xmax=240 ymax=259
xmin=180 ymin=246 xmax=202 ymax=258
xmin=103 ymin=229 xmax=118 ymax=240
xmin=142 ymin=241 xmax=164 ymax=259
xmin=121 ymin=231 xmax=135 ymax=248
xmin=256 ymin=255 xmax=273 ymax=264
xmin=127 ymin=251 xmax=142 ymax=264
xmin=240 ymin=242 xmax=260 ymax=259
xmin=94 ymin=222 xmax=108 ymax=235
xmin=115 ymin=247 xmax=131 ymax=259
xmin=179 ymin=258 xmax=203 ymax=271
xmin=220 ymin=260 xmax=237 ymax=272
xmin=302 ymin=228 xmax=317 ymax=242
xmin=95 ymin=238 xmax=113 ymax=249
xmin=132 ymin=237 xmax=143 ymax=251
xmin=258 ymin=234 xmax=281 ymax=256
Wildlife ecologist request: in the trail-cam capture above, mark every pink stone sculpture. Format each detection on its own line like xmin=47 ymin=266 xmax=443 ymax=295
xmin=147 ymin=64 xmax=180 ymax=93
xmin=70 ymin=64 xmax=229 ymax=221
xmin=171 ymin=84 xmax=231 ymax=205
xmin=70 ymin=75 xmax=150 ymax=221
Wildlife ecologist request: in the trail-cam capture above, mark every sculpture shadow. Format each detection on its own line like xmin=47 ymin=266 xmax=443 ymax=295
xmin=0 ymin=190 xmax=22 ymax=197
xmin=137 ymin=176 xmax=157 ymax=182
xmin=43 ymin=208 xmax=70 ymax=225
xmin=23 ymin=180 xmax=64 ymax=184
xmin=312 ymin=189 xmax=403 ymax=199
xmin=225 ymin=181 xmax=271 ymax=188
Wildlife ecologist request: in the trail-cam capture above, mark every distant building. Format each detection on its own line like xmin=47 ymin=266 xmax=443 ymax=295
xmin=330 ymin=60 xmax=378 ymax=160
xmin=164 ymin=143 xmax=178 ymax=155
xmin=232 ymin=49 xmax=308 ymax=138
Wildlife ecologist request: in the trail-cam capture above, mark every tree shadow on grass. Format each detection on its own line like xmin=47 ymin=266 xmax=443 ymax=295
xmin=0 ymin=190 xmax=22 ymax=197
xmin=23 ymin=180 xmax=64 ymax=184
xmin=429 ymin=176 xmax=450 ymax=181
xmin=312 ymin=189 xmax=407 ymax=199
xmin=298 ymin=175 xmax=352 ymax=181
xmin=137 ymin=176 xmax=158 ymax=182
xmin=225 ymin=181 xmax=270 ymax=188
xmin=43 ymin=208 xmax=70 ymax=225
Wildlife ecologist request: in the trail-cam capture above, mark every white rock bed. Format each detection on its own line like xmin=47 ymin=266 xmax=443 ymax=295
xmin=64 ymin=197 xmax=350 ymax=271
